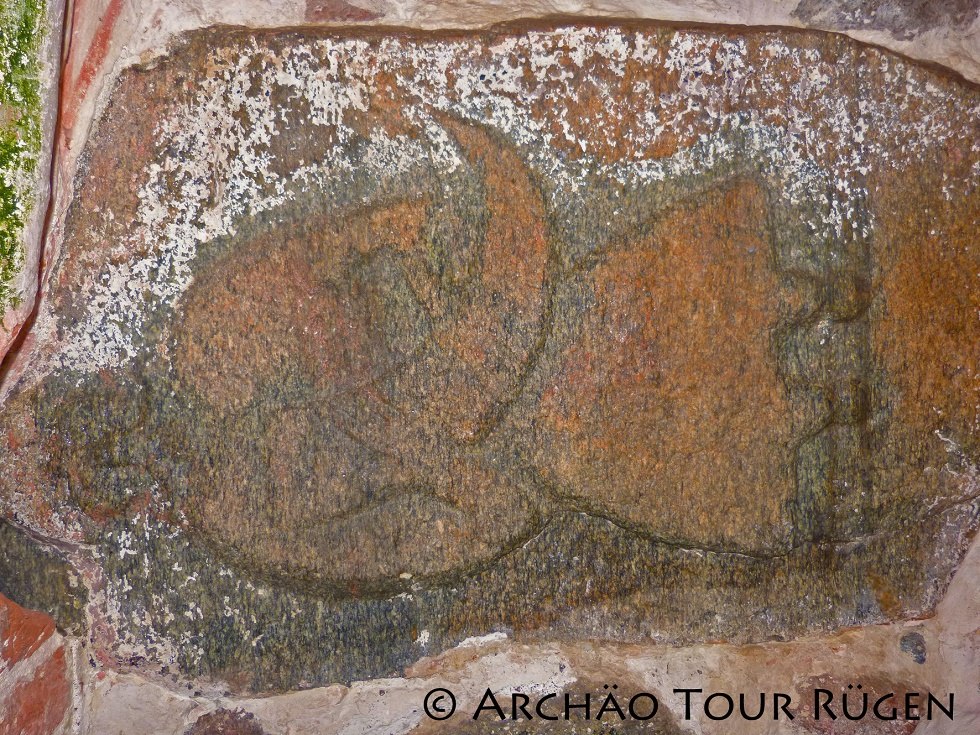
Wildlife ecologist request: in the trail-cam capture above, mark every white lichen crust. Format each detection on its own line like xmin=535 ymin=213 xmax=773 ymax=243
xmin=55 ymin=27 xmax=979 ymax=375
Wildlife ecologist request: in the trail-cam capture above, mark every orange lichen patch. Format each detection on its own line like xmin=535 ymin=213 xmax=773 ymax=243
xmin=867 ymin=573 xmax=904 ymax=619
xmin=450 ymin=121 xmax=549 ymax=312
xmin=870 ymin=162 xmax=980 ymax=504
xmin=344 ymin=76 xmax=420 ymax=143
xmin=0 ymin=645 xmax=70 ymax=735
xmin=536 ymin=179 xmax=794 ymax=550
xmin=538 ymin=63 xmax=695 ymax=163
xmin=174 ymin=207 xmax=386 ymax=409
xmin=366 ymin=199 xmax=429 ymax=254
xmin=875 ymin=183 xmax=977 ymax=420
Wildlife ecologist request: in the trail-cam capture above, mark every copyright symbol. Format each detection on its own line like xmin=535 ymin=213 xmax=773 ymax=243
xmin=423 ymin=688 xmax=457 ymax=720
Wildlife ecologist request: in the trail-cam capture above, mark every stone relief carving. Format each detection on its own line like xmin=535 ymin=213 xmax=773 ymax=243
xmin=0 ymin=25 xmax=975 ymax=691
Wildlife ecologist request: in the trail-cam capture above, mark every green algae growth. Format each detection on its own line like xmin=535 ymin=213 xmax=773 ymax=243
xmin=0 ymin=0 xmax=45 ymax=312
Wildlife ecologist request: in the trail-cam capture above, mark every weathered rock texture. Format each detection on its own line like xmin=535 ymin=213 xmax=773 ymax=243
xmin=0 ymin=22 xmax=976 ymax=699
xmin=1 ymin=0 xmax=975 ymax=386
xmin=0 ymin=592 xmax=71 ymax=735
xmin=75 ymin=533 xmax=980 ymax=734
xmin=0 ymin=519 xmax=86 ymax=634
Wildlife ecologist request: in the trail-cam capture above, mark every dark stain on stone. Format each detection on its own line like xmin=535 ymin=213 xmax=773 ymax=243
xmin=185 ymin=709 xmax=268 ymax=735
xmin=899 ymin=631 xmax=926 ymax=664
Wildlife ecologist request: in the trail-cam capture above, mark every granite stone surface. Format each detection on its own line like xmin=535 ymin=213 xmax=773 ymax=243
xmin=0 ymin=592 xmax=70 ymax=735
xmin=0 ymin=22 xmax=976 ymax=694
xmin=0 ymin=520 xmax=86 ymax=634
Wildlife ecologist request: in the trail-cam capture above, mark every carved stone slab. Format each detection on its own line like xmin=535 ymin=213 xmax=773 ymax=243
xmin=0 ymin=23 xmax=977 ymax=691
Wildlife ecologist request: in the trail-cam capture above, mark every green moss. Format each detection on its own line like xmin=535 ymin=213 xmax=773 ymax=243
xmin=0 ymin=0 xmax=45 ymax=312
